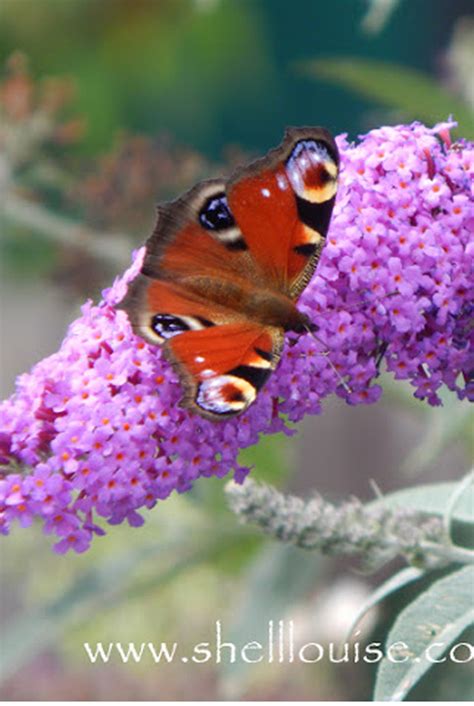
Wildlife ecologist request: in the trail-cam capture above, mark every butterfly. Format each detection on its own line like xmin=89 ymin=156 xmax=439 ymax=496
xmin=119 ymin=127 xmax=339 ymax=420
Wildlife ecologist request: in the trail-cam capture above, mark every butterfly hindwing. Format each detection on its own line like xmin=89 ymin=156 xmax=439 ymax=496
xmin=120 ymin=276 xmax=222 ymax=346
xmin=165 ymin=324 xmax=283 ymax=419
xmin=122 ymin=274 xmax=283 ymax=418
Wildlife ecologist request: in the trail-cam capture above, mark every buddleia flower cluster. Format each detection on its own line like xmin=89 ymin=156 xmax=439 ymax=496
xmin=0 ymin=121 xmax=472 ymax=553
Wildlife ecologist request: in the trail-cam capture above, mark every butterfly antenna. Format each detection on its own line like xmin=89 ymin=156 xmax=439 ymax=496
xmin=304 ymin=325 xmax=352 ymax=394
xmin=375 ymin=340 xmax=388 ymax=374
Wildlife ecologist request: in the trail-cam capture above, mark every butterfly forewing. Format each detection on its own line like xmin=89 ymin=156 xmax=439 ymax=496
xmin=227 ymin=127 xmax=339 ymax=297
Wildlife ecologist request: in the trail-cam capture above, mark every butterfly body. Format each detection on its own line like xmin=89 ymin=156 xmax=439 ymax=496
xmin=168 ymin=274 xmax=312 ymax=331
xmin=119 ymin=127 xmax=339 ymax=420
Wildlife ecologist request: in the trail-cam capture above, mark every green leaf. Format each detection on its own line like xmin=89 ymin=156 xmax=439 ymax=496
xmin=299 ymin=58 xmax=474 ymax=140
xmin=369 ymin=481 xmax=474 ymax=525
xmin=344 ymin=567 xmax=425 ymax=644
xmin=374 ymin=566 xmax=474 ymax=701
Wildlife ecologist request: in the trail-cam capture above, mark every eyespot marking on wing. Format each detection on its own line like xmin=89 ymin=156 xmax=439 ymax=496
xmin=198 ymin=192 xmax=248 ymax=250
xmin=151 ymin=314 xmax=210 ymax=341
xmin=195 ymin=375 xmax=256 ymax=416
xmin=286 ymin=139 xmax=338 ymax=204
xmin=199 ymin=193 xmax=235 ymax=230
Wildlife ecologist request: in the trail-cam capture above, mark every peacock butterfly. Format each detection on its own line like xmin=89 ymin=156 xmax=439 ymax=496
xmin=118 ymin=127 xmax=339 ymax=420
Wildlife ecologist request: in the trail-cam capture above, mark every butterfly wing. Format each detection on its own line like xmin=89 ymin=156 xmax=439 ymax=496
xmin=165 ymin=323 xmax=283 ymax=419
xmin=226 ymin=126 xmax=339 ymax=298
xmin=122 ymin=270 xmax=283 ymax=419
xmin=137 ymin=179 xmax=259 ymax=284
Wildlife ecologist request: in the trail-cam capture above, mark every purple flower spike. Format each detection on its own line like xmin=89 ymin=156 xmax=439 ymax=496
xmin=0 ymin=122 xmax=472 ymax=552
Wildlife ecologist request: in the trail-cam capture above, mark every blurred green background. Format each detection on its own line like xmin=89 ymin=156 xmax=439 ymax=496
xmin=1 ymin=0 xmax=473 ymax=701
xmin=1 ymin=0 xmax=473 ymax=155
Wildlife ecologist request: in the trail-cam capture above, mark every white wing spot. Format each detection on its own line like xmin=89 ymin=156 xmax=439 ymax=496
xmin=261 ymin=188 xmax=271 ymax=198
xmin=201 ymin=368 xmax=216 ymax=379
xmin=276 ymin=174 xmax=288 ymax=190
xmin=195 ymin=355 xmax=205 ymax=363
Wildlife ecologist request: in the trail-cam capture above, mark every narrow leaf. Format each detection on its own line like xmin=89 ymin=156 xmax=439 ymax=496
xmin=300 ymin=58 xmax=474 ymax=140
xmin=368 ymin=481 xmax=474 ymax=525
xmin=374 ymin=566 xmax=474 ymax=700
xmin=344 ymin=567 xmax=424 ymax=644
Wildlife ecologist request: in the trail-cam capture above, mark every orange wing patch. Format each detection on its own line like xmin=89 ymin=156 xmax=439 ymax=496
xmin=166 ymin=324 xmax=283 ymax=419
